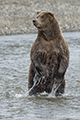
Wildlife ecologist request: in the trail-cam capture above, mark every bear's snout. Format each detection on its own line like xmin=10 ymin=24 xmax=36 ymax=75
xmin=33 ymin=20 xmax=37 ymax=25
xmin=33 ymin=19 xmax=41 ymax=28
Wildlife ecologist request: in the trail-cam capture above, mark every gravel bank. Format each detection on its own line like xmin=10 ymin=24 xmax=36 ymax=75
xmin=0 ymin=0 xmax=80 ymax=35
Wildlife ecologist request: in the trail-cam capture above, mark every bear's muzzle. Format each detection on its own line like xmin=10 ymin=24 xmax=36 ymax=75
xmin=33 ymin=20 xmax=37 ymax=26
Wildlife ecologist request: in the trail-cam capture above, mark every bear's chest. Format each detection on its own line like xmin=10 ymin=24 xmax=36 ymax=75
xmin=39 ymin=41 xmax=56 ymax=53
xmin=38 ymin=41 xmax=59 ymax=64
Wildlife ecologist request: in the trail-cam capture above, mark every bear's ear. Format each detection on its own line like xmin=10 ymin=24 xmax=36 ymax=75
xmin=48 ymin=12 xmax=54 ymax=17
xmin=37 ymin=11 xmax=41 ymax=15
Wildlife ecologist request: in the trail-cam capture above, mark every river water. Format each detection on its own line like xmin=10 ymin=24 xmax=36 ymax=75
xmin=0 ymin=32 xmax=80 ymax=120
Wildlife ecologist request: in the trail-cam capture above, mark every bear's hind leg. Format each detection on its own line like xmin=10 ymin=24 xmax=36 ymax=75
xmin=55 ymin=78 xmax=65 ymax=96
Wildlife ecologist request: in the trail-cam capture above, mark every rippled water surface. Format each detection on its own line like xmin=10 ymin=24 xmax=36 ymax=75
xmin=0 ymin=32 xmax=80 ymax=120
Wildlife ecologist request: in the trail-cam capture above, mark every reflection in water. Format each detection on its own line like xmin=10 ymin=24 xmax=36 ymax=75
xmin=0 ymin=32 xmax=80 ymax=120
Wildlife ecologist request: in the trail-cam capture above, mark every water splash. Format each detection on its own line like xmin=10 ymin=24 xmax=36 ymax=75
xmin=15 ymin=93 xmax=23 ymax=98
xmin=53 ymin=82 xmax=61 ymax=94
xmin=48 ymin=82 xmax=61 ymax=97
xmin=27 ymin=72 xmax=62 ymax=97
xmin=27 ymin=73 xmax=45 ymax=95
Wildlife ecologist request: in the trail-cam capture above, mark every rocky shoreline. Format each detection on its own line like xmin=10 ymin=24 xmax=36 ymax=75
xmin=0 ymin=0 xmax=80 ymax=35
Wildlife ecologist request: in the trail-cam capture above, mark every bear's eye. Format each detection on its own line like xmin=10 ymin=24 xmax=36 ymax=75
xmin=41 ymin=16 xmax=45 ymax=19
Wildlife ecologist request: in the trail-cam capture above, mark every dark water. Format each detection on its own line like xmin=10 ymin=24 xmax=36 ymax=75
xmin=0 ymin=32 xmax=80 ymax=120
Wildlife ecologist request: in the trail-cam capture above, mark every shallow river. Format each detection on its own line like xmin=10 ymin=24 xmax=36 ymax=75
xmin=0 ymin=32 xmax=80 ymax=120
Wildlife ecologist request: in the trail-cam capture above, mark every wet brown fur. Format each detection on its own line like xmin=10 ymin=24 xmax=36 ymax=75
xmin=28 ymin=11 xmax=69 ymax=96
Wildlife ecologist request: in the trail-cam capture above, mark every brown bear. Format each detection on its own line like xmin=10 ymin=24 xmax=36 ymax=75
xmin=28 ymin=11 xmax=69 ymax=96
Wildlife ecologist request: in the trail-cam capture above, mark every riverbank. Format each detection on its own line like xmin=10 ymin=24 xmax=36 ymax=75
xmin=0 ymin=0 xmax=80 ymax=35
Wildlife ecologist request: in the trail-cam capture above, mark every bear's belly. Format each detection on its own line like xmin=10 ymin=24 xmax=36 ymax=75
xmin=38 ymin=49 xmax=59 ymax=75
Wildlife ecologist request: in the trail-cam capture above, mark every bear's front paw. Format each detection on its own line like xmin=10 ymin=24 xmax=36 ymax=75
xmin=54 ymin=77 xmax=63 ymax=83
xmin=40 ymin=69 xmax=49 ymax=77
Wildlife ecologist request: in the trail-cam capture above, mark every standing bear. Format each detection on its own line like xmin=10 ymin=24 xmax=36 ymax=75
xmin=28 ymin=11 xmax=69 ymax=96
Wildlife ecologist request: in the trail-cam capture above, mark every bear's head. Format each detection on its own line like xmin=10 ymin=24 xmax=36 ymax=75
xmin=33 ymin=11 xmax=62 ymax=39
xmin=33 ymin=11 xmax=54 ymax=31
